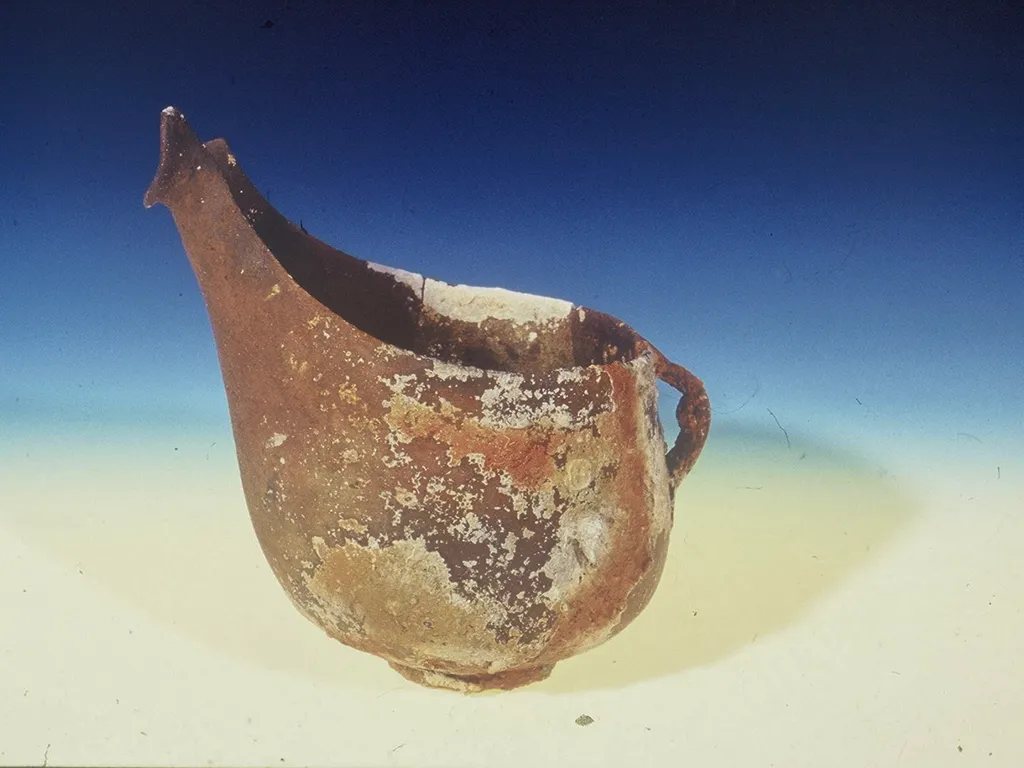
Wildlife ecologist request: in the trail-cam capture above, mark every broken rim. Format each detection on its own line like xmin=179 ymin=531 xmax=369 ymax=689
xmin=144 ymin=106 xmax=710 ymax=491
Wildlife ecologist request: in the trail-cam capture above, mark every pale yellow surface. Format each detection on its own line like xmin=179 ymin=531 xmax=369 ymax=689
xmin=1 ymin=420 xmax=1021 ymax=766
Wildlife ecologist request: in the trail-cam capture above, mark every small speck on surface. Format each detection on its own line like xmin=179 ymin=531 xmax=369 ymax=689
xmin=575 ymin=714 xmax=595 ymax=726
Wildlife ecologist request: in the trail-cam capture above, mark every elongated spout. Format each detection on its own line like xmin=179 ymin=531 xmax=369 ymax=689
xmin=143 ymin=107 xmax=206 ymax=210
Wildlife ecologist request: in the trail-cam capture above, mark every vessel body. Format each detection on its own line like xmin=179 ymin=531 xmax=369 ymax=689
xmin=145 ymin=108 xmax=711 ymax=691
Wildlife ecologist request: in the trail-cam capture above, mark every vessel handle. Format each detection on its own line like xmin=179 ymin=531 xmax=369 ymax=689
xmin=653 ymin=353 xmax=711 ymax=495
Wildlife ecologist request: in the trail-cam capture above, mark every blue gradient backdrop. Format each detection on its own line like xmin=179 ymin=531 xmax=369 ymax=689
xmin=2 ymin=0 xmax=1022 ymax=455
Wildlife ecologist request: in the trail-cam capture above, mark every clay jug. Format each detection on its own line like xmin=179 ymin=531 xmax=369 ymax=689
xmin=144 ymin=107 xmax=710 ymax=692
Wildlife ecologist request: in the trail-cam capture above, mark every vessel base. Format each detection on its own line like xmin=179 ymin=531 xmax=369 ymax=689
xmin=388 ymin=661 xmax=555 ymax=693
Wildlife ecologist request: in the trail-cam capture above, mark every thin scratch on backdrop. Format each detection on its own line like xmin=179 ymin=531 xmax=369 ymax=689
xmin=827 ymin=237 xmax=859 ymax=276
xmin=767 ymin=408 xmax=791 ymax=450
xmin=717 ymin=375 xmax=761 ymax=415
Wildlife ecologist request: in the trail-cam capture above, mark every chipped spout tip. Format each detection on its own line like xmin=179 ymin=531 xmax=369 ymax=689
xmin=143 ymin=106 xmax=203 ymax=209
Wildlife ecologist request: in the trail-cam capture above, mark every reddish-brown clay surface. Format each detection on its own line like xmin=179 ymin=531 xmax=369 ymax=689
xmin=145 ymin=107 xmax=711 ymax=692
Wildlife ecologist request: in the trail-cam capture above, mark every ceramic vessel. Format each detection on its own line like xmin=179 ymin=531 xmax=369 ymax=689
xmin=144 ymin=107 xmax=711 ymax=692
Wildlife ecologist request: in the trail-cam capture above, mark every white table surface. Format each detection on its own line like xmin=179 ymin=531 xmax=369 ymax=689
xmin=2 ymin=415 xmax=1020 ymax=767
